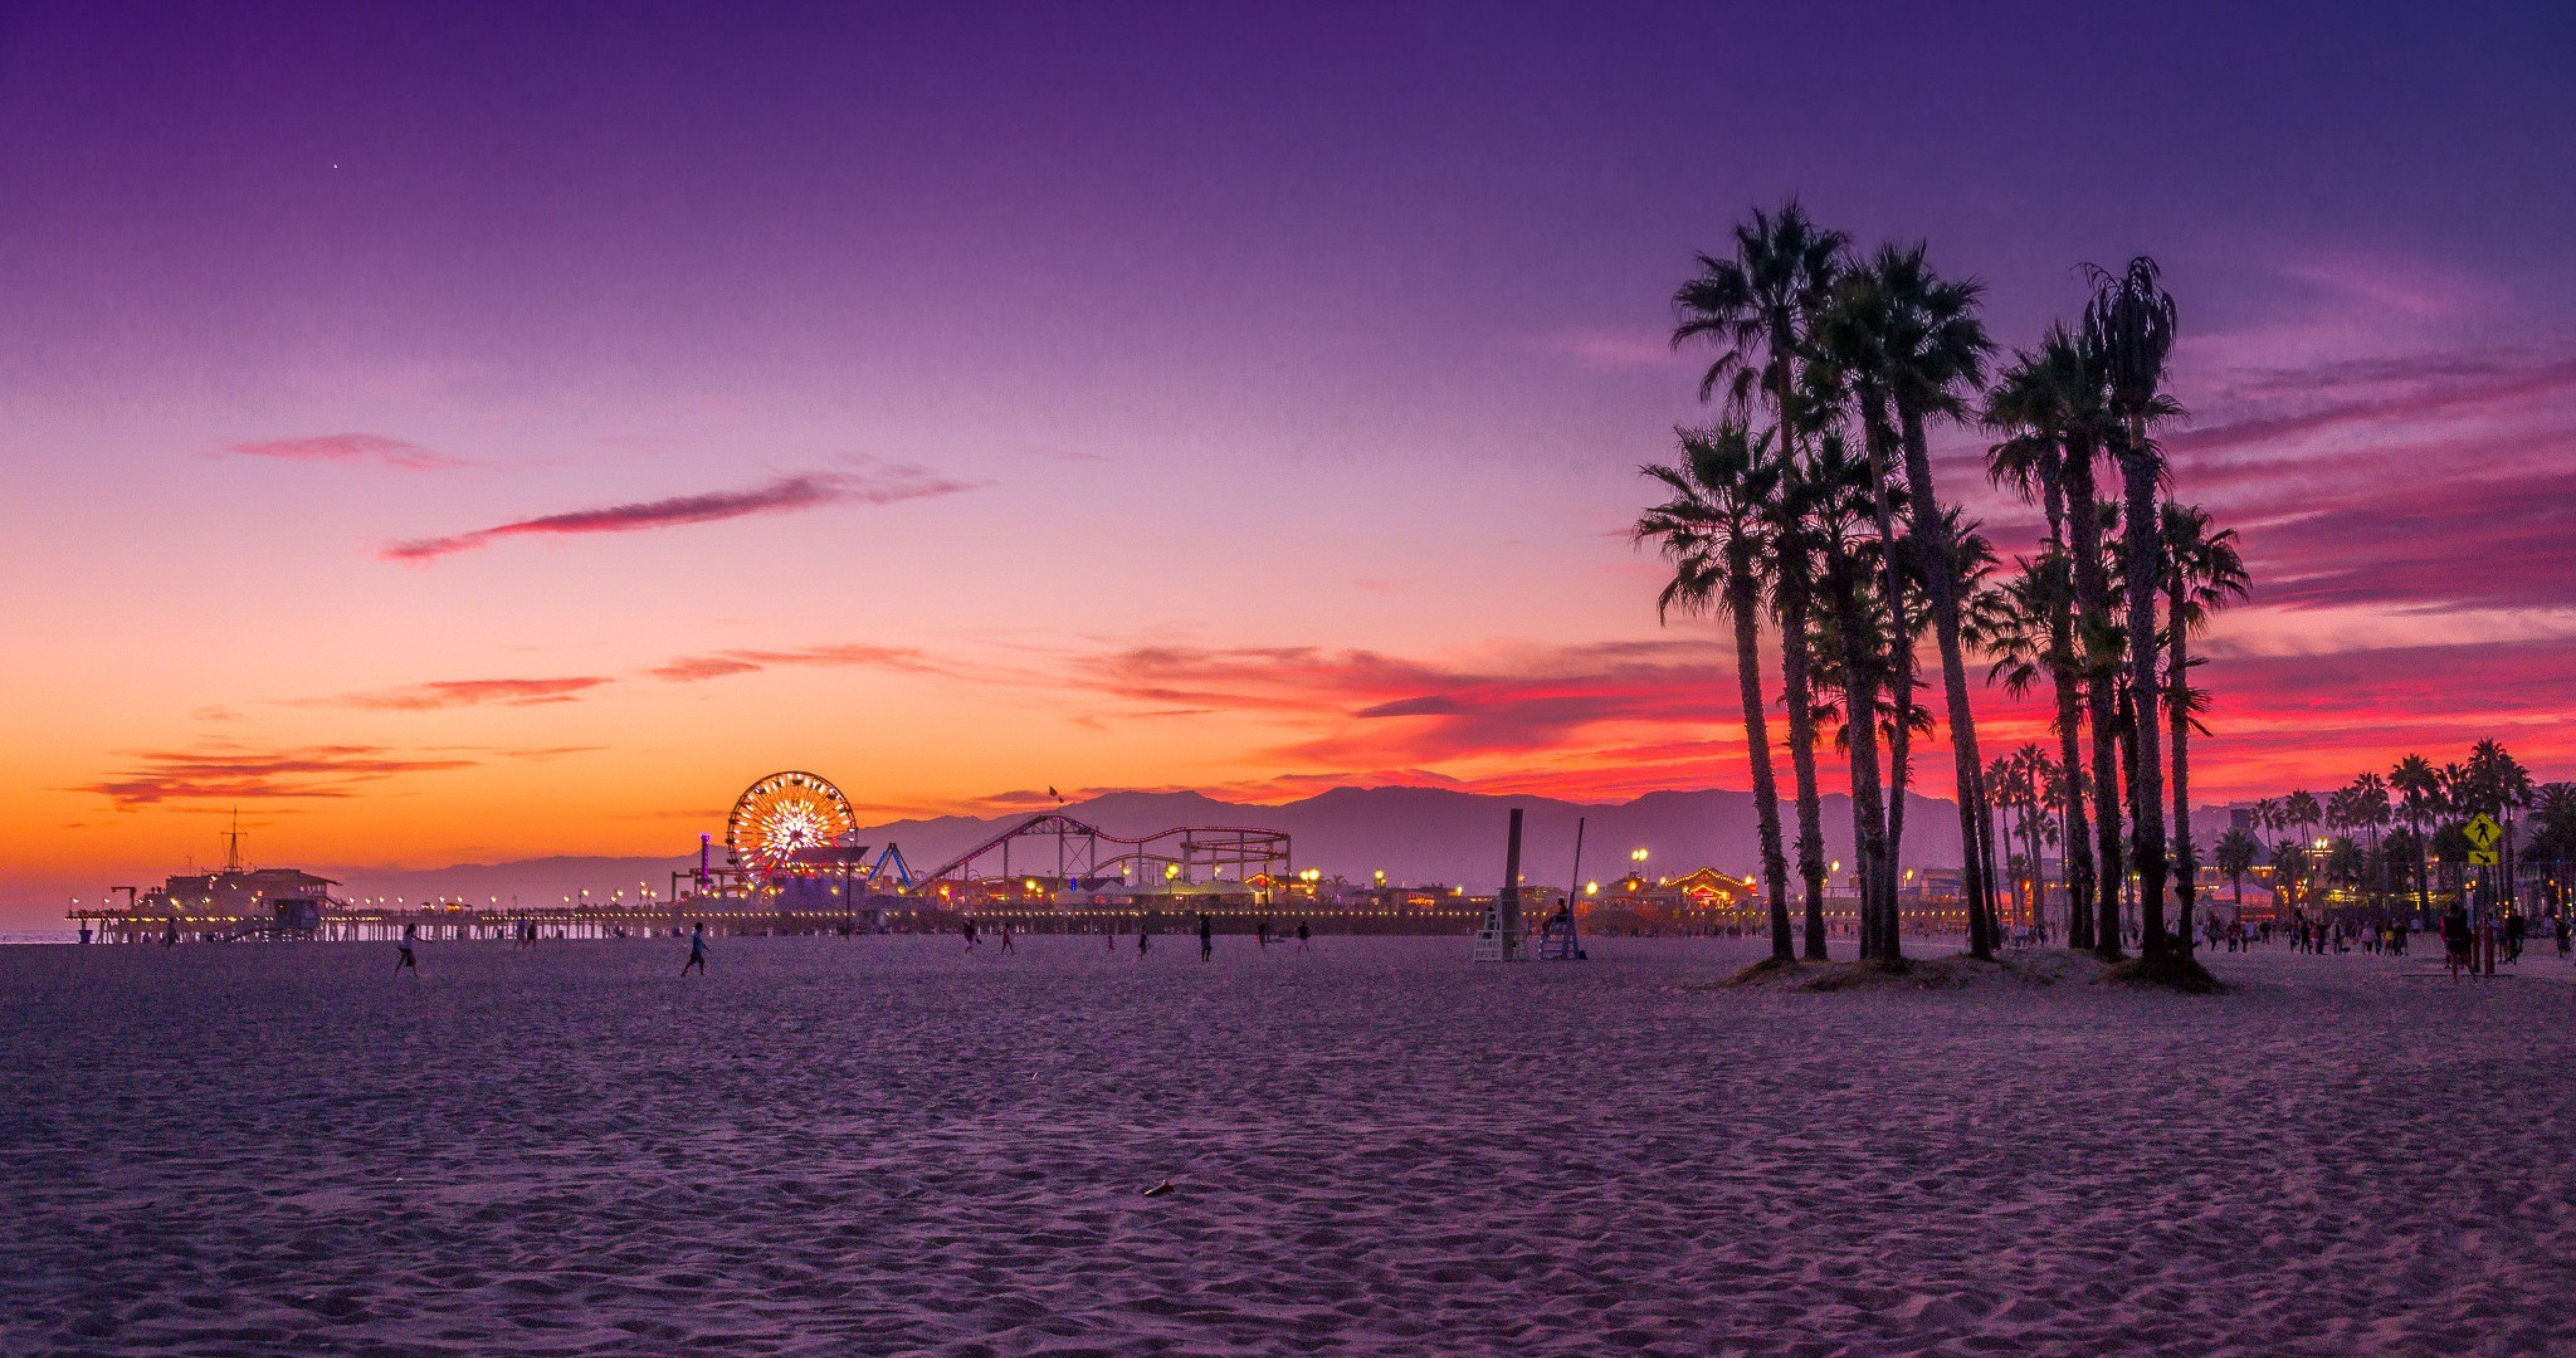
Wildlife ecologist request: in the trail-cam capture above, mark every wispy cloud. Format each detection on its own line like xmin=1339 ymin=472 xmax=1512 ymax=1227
xmin=1066 ymin=639 xmax=1738 ymax=766
xmin=647 ymin=643 xmax=946 ymax=683
xmin=384 ymin=465 xmax=975 ymax=561
xmin=81 ymin=743 xmax=479 ymax=807
xmin=225 ymin=433 xmax=472 ymax=472
xmin=1533 ymin=328 xmax=1693 ymax=371
xmin=309 ymin=676 xmax=616 ymax=711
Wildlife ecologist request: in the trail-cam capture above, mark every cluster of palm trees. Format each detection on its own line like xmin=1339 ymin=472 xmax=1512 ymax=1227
xmin=1637 ymin=202 xmax=2253 ymax=970
xmin=2211 ymin=741 xmax=2574 ymax=920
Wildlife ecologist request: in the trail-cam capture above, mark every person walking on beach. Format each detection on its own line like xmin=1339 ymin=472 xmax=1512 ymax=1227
xmin=2555 ymin=912 xmax=2570 ymax=961
xmin=681 ymin=922 xmax=708 ymax=976
xmin=2441 ymin=903 xmax=2473 ymax=980
xmin=394 ymin=922 xmax=419 ymax=977
xmin=163 ymin=916 xmax=179 ymax=948
xmin=1257 ymin=917 xmax=1270 ymax=951
xmin=1137 ymin=922 xmax=1152 ymax=958
xmin=962 ymin=916 xmax=979 ymax=951
xmin=999 ymin=924 xmax=1016 ymax=956
xmin=1296 ymin=920 xmax=1311 ymax=951
xmin=1199 ymin=912 xmax=1214 ymax=963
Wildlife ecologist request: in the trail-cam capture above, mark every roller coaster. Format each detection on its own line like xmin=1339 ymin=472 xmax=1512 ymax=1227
xmin=704 ymin=771 xmax=1293 ymax=912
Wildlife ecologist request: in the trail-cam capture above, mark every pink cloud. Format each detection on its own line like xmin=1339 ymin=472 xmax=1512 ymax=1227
xmin=384 ymin=466 xmax=974 ymax=561
xmin=647 ymin=643 xmax=944 ymax=683
xmin=225 ymin=433 xmax=471 ymax=472
xmin=314 ymin=676 xmax=616 ymax=710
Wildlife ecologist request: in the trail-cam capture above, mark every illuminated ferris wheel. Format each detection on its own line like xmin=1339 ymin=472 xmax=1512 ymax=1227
xmin=726 ymin=771 xmax=858 ymax=878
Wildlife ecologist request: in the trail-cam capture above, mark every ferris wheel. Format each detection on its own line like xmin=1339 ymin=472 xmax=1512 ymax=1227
xmin=726 ymin=771 xmax=858 ymax=877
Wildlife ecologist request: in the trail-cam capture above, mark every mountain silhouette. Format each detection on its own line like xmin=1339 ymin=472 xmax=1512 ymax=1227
xmin=319 ymin=784 xmax=1992 ymax=903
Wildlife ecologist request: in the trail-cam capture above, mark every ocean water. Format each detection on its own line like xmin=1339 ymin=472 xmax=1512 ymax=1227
xmin=0 ymin=930 xmax=78 ymax=945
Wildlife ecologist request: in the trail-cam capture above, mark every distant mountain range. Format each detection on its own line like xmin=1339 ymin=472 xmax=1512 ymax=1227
xmin=320 ymin=784 xmax=2016 ymax=904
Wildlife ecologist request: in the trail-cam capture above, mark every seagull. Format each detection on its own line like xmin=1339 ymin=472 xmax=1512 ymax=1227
xmin=1049 ymin=787 xmax=1063 ymax=803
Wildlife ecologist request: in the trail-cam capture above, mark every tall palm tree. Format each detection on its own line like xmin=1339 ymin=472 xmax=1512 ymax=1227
xmin=1805 ymin=431 xmax=1901 ymax=959
xmin=1823 ymin=243 xmax=2002 ymax=958
xmin=2021 ymin=326 xmax=2126 ymax=957
xmin=1766 ymin=461 xmax=1835 ymax=959
xmin=1635 ymin=421 xmax=1796 ymax=963
xmin=2084 ymin=257 xmax=2184 ymax=960
xmin=2160 ymin=502 xmax=2248 ymax=950
xmin=2390 ymin=754 xmax=2440 ymax=920
xmin=1673 ymin=203 xmax=1846 ymax=956
xmin=1985 ymin=344 xmax=2099 ymax=947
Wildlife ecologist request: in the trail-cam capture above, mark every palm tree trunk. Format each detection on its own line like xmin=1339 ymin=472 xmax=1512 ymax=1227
xmin=2040 ymin=476 xmax=2095 ymax=946
xmin=2119 ymin=433 xmax=2170 ymax=958
xmin=2412 ymin=812 xmax=2430 ymax=922
xmin=2026 ymin=771 xmax=2048 ymax=932
xmin=1777 ymin=583 xmax=1832 ymax=960
xmin=2063 ymin=439 xmax=2124 ymax=959
xmin=1726 ymin=554 xmax=1794 ymax=963
xmin=1823 ymin=538 xmax=1896 ymax=961
xmin=2051 ymin=635 xmax=2094 ymax=946
xmin=1857 ymin=407 xmax=1916 ymax=954
xmin=1897 ymin=408 xmax=1996 ymax=958
xmin=2119 ymin=683 xmax=2141 ymax=949
xmin=2167 ymin=584 xmax=2197 ymax=953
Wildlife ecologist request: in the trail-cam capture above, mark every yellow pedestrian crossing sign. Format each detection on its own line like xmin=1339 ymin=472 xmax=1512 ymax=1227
xmin=2464 ymin=813 xmax=2502 ymax=865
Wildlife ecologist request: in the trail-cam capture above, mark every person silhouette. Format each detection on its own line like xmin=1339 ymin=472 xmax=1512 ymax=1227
xmin=682 ymin=922 xmax=709 ymax=976
xmin=394 ymin=922 xmax=419 ymax=976
xmin=1199 ymin=912 xmax=1214 ymax=963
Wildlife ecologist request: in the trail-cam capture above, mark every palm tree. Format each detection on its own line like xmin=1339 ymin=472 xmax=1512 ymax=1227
xmin=2019 ymin=326 xmax=2125 ymax=957
xmin=2531 ymin=782 xmax=2576 ymax=917
xmin=1805 ymin=431 xmax=1901 ymax=958
xmin=2469 ymin=739 xmax=2534 ymax=902
xmin=2160 ymin=502 xmax=2248 ymax=950
xmin=2341 ymin=773 xmax=2393 ymax=912
xmin=1765 ymin=461 xmax=1835 ymax=960
xmin=1635 ymin=421 xmax=1796 ymax=963
xmin=2213 ymin=827 xmax=2260 ymax=907
xmin=2390 ymin=754 xmax=2440 ymax=920
xmin=1970 ymin=568 xmax=2088 ymax=942
xmin=1985 ymin=344 xmax=2099 ymax=947
xmin=2084 ymin=257 xmax=2183 ymax=961
xmin=1822 ymin=243 xmax=2001 ymax=958
xmin=1673 ymin=203 xmax=1846 ymax=957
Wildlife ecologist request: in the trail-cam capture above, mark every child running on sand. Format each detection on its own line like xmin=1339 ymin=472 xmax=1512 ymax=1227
xmin=394 ymin=922 xmax=419 ymax=976
xmin=682 ymin=922 xmax=708 ymax=976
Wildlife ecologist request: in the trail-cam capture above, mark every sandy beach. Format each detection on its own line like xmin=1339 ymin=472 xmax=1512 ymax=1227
xmin=6 ymin=935 xmax=2572 ymax=1357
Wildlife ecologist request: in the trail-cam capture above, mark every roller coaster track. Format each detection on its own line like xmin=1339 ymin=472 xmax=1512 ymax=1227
xmin=918 ymin=812 xmax=1289 ymax=888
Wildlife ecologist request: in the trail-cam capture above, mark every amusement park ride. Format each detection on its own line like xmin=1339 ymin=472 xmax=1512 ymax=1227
xmin=674 ymin=770 xmax=1297 ymax=930
xmin=75 ymin=771 xmax=1525 ymax=943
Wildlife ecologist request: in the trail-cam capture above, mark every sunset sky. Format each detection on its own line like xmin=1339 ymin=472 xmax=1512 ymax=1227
xmin=4 ymin=3 xmax=2572 ymax=920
